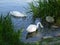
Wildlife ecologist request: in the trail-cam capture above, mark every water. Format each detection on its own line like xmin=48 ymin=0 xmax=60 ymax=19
xmin=0 ymin=0 xmax=60 ymax=43
xmin=0 ymin=0 xmax=43 ymax=43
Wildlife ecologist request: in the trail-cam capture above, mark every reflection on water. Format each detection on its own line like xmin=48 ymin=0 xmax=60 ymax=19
xmin=12 ymin=16 xmax=43 ymax=43
xmin=26 ymin=30 xmax=38 ymax=39
xmin=0 ymin=0 xmax=44 ymax=43
xmin=11 ymin=14 xmax=33 ymax=30
xmin=21 ymin=18 xmax=44 ymax=43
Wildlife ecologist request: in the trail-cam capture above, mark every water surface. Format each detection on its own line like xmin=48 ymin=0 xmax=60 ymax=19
xmin=0 ymin=0 xmax=60 ymax=43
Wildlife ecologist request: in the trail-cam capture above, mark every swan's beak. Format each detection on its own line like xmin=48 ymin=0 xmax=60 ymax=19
xmin=41 ymin=25 xmax=44 ymax=28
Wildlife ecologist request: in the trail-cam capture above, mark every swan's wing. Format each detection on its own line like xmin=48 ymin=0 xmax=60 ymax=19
xmin=10 ymin=11 xmax=27 ymax=17
xmin=26 ymin=25 xmax=37 ymax=32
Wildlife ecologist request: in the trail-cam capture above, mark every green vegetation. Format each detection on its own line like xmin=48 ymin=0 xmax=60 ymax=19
xmin=0 ymin=14 xmax=41 ymax=45
xmin=0 ymin=0 xmax=60 ymax=44
xmin=42 ymin=38 xmax=53 ymax=42
xmin=42 ymin=37 xmax=60 ymax=45
xmin=0 ymin=14 xmax=60 ymax=45
xmin=54 ymin=43 xmax=60 ymax=45
xmin=0 ymin=14 xmax=22 ymax=45
xmin=28 ymin=0 xmax=60 ymax=23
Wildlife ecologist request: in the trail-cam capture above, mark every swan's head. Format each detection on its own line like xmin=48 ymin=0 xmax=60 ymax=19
xmin=37 ymin=22 xmax=43 ymax=28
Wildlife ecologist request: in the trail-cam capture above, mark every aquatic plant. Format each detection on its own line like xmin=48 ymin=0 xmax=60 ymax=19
xmin=0 ymin=14 xmax=42 ymax=45
xmin=27 ymin=0 xmax=60 ymax=23
xmin=0 ymin=14 xmax=22 ymax=45
xmin=0 ymin=13 xmax=60 ymax=45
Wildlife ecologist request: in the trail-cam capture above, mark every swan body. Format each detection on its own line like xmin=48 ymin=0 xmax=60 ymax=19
xmin=9 ymin=11 xmax=27 ymax=17
xmin=26 ymin=22 xmax=43 ymax=33
xmin=26 ymin=25 xmax=37 ymax=33
xmin=46 ymin=16 xmax=54 ymax=23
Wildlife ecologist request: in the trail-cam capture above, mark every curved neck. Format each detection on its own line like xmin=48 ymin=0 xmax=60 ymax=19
xmin=37 ymin=22 xmax=43 ymax=28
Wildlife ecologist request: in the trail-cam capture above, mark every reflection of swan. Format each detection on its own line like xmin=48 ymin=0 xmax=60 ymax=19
xmin=26 ymin=31 xmax=38 ymax=39
xmin=9 ymin=11 xmax=27 ymax=17
xmin=26 ymin=22 xmax=43 ymax=33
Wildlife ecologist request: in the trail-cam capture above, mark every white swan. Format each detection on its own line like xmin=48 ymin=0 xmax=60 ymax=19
xmin=9 ymin=11 xmax=27 ymax=17
xmin=26 ymin=22 xmax=43 ymax=33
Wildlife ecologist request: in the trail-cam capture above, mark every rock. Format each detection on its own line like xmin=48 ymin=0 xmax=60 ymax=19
xmin=51 ymin=25 xmax=59 ymax=28
xmin=46 ymin=16 xmax=54 ymax=23
xmin=43 ymin=36 xmax=53 ymax=39
xmin=55 ymin=33 xmax=60 ymax=37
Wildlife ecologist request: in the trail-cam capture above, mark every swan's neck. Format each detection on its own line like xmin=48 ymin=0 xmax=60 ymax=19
xmin=37 ymin=22 xmax=43 ymax=28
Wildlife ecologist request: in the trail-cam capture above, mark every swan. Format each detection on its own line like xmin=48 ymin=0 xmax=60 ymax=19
xmin=46 ymin=16 xmax=54 ymax=23
xmin=26 ymin=22 xmax=43 ymax=33
xmin=9 ymin=11 xmax=27 ymax=17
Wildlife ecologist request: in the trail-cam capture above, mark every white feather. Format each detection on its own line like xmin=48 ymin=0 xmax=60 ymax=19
xmin=26 ymin=22 xmax=43 ymax=33
xmin=10 ymin=11 xmax=27 ymax=17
